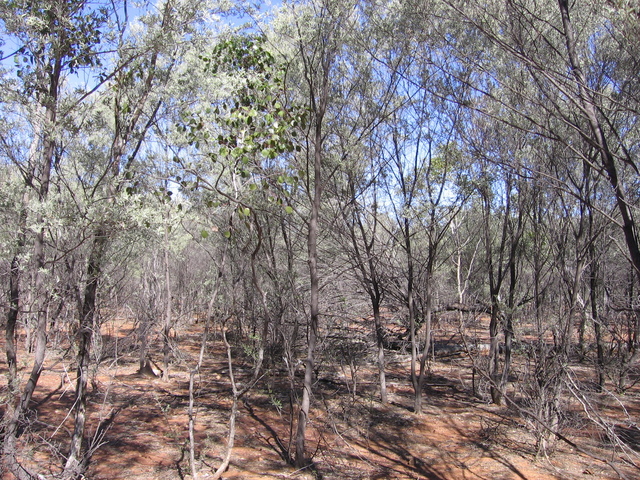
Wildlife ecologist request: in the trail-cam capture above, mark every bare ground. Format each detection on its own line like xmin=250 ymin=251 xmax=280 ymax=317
xmin=2 ymin=317 xmax=640 ymax=480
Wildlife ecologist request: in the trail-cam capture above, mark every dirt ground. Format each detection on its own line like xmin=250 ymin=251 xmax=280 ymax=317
xmin=2 ymin=317 xmax=640 ymax=480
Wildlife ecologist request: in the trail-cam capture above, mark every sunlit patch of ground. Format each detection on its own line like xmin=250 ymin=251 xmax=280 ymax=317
xmin=1 ymin=318 xmax=638 ymax=480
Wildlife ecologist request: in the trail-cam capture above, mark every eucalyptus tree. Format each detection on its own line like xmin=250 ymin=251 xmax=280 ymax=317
xmin=555 ymin=0 xmax=640 ymax=290
xmin=426 ymin=0 xmax=640 ymax=464
xmin=173 ymin=26 xmax=314 ymax=472
xmin=333 ymin=156 xmax=394 ymax=404
xmin=364 ymin=31 xmax=470 ymax=414
xmin=468 ymin=137 xmax=529 ymax=404
xmin=264 ymin=0 xmax=396 ymax=465
xmin=382 ymin=110 xmax=469 ymax=413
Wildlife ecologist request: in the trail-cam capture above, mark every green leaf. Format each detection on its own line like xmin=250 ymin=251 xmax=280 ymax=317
xmin=285 ymin=206 xmax=293 ymax=214
xmin=223 ymin=230 xmax=231 ymax=239
xmin=201 ymin=230 xmax=209 ymax=239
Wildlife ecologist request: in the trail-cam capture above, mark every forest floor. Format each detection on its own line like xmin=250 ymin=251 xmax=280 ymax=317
xmin=2 ymin=316 xmax=640 ymax=480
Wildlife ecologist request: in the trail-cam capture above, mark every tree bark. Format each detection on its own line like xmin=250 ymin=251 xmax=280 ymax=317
xmin=373 ymin=298 xmax=388 ymax=405
xmin=4 ymin=195 xmax=27 ymax=399
xmin=348 ymin=190 xmax=388 ymax=405
xmin=294 ymin=8 xmax=334 ymax=464
xmin=405 ymin=216 xmax=421 ymax=413
xmin=295 ymin=109 xmax=323 ymax=468
xmin=64 ymin=231 xmax=107 ymax=478
xmin=417 ymin=275 xmax=433 ymax=412
xmin=590 ymin=245 xmax=605 ymax=390
xmin=483 ymin=185 xmax=504 ymax=405
xmin=163 ymin=218 xmax=173 ymax=382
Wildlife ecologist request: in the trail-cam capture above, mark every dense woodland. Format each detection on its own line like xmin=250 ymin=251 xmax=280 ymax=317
xmin=2 ymin=0 xmax=640 ymax=478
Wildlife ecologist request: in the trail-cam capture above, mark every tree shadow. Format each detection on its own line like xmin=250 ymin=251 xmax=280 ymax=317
xmin=349 ymin=377 xmax=539 ymax=480
xmin=243 ymin=399 xmax=292 ymax=464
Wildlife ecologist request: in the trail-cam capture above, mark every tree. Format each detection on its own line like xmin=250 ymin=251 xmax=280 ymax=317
xmin=0 ymin=2 xmax=110 ymax=477
xmin=290 ymin=1 xmax=336 ymax=464
xmin=63 ymin=0 xmax=217 ymax=472
xmin=380 ymin=67 xmax=469 ymax=413
xmin=337 ymin=171 xmax=393 ymax=404
xmin=321 ymin=0 xmax=407 ymax=405
xmin=438 ymin=0 xmax=640 ymax=313
xmin=0 ymin=0 xmax=231 ymax=476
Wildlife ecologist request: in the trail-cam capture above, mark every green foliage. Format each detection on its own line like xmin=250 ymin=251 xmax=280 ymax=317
xmin=178 ymin=33 xmax=307 ymax=221
xmin=2 ymin=0 xmax=108 ymax=95
xmin=206 ymin=36 xmax=306 ymax=164
xmin=201 ymin=35 xmax=275 ymax=76
xmin=265 ymin=386 xmax=283 ymax=414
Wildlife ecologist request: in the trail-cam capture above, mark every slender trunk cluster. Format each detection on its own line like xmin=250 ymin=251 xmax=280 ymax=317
xmin=558 ymin=0 xmax=640 ymax=286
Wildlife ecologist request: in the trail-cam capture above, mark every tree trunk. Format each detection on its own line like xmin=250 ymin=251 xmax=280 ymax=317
xmin=489 ymin=298 xmax=502 ymax=405
xmin=294 ymin=15 xmax=333 ymax=465
xmin=4 ymin=203 xmax=26 ymax=399
xmin=6 ymin=253 xmax=20 ymax=388
xmin=417 ymin=279 xmax=433 ymax=411
xmin=21 ymin=92 xmax=58 ymax=412
xmin=500 ymin=240 xmax=520 ymax=399
xmin=405 ymin=217 xmax=421 ymax=414
xmin=64 ymin=231 xmax=107 ymax=477
xmin=590 ymin=249 xmax=605 ymax=391
xmin=163 ymin=219 xmax=173 ymax=381
xmin=349 ymin=192 xmax=388 ymax=405
xmin=500 ymin=312 xmax=514 ymax=399
xmin=2 ymin=61 xmax=60 ymax=479
xmin=372 ymin=297 xmax=387 ymax=405
xmin=295 ymin=119 xmax=322 ymax=468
